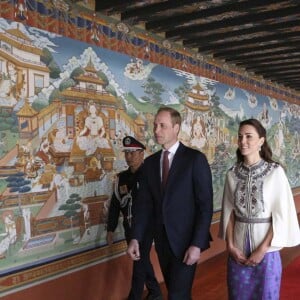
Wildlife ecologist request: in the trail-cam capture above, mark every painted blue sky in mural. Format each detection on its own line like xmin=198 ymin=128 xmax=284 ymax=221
xmin=0 ymin=18 xmax=298 ymax=127
xmin=54 ymin=37 xmax=190 ymax=103
xmin=48 ymin=28 xmax=288 ymax=126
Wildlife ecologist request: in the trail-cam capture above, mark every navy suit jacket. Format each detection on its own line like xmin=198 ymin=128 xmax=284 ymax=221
xmin=132 ymin=142 xmax=213 ymax=259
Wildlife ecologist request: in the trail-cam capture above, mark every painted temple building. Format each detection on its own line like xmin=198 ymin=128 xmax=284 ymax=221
xmin=59 ymin=58 xmax=119 ymax=171
xmin=185 ymin=82 xmax=211 ymax=112
xmin=0 ymin=24 xmax=49 ymax=103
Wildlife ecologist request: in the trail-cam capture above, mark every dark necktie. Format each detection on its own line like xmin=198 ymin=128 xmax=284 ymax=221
xmin=162 ymin=150 xmax=170 ymax=186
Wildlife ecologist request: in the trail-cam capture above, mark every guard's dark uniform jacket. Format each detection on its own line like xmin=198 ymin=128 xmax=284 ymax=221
xmin=107 ymin=167 xmax=140 ymax=242
xmin=106 ymin=164 xmax=162 ymax=300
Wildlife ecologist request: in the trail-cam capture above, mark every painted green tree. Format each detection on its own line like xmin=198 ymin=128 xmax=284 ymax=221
xmin=141 ymin=76 xmax=165 ymax=105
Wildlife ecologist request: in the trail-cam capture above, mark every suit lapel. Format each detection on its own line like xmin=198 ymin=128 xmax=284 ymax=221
xmin=153 ymin=150 xmax=162 ymax=191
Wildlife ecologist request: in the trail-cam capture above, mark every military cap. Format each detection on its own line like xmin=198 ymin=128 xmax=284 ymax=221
xmin=122 ymin=136 xmax=146 ymax=151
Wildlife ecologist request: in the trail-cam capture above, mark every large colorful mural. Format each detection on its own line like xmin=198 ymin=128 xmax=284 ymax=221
xmin=0 ymin=14 xmax=299 ymax=287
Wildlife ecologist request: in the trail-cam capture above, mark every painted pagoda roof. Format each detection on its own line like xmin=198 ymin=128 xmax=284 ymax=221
xmin=61 ymin=89 xmax=118 ymax=106
xmin=0 ymin=25 xmax=43 ymax=56
xmin=85 ymin=58 xmax=97 ymax=73
xmin=187 ymin=82 xmax=209 ymax=101
xmin=16 ymin=100 xmax=38 ymax=117
xmin=185 ymin=101 xmax=211 ymax=112
xmin=6 ymin=25 xmax=31 ymax=42
xmin=76 ymin=74 xmax=106 ymax=85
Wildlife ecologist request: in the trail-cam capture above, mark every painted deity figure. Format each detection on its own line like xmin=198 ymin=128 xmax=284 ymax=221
xmin=53 ymin=129 xmax=72 ymax=152
xmin=77 ymin=104 xmax=110 ymax=155
xmin=0 ymin=211 xmax=17 ymax=256
xmin=273 ymin=120 xmax=285 ymax=158
xmin=53 ymin=173 xmax=69 ymax=202
xmin=15 ymin=0 xmax=28 ymax=19
xmin=191 ymin=116 xmax=206 ymax=149
xmin=22 ymin=207 xmax=31 ymax=242
xmin=36 ymin=137 xmax=51 ymax=164
xmin=83 ymin=204 xmax=90 ymax=235
xmin=3 ymin=211 xmax=17 ymax=244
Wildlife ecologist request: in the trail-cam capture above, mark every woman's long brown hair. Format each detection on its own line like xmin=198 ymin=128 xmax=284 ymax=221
xmin=236 ymin=118 xmax=275 ymax=164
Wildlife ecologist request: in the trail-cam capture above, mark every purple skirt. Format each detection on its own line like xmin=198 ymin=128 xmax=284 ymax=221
xmin=227 ymin=251 xmax=282 ymax=300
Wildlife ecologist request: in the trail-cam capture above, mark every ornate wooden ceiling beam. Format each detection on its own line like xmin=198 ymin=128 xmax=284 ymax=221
xmin=197 ymin=31 xmax=300 ymax=52
xmin=260 ymin=73 xmax=300 ymax=81
xmin=216 ymin=48 xmax=298 ymax=60
xmin=245 ymin=62 xmax=300 ymax=71
xmin=95 ymin=0 xmax=144 ymax=15
xmin=274 ymin=79 xmax=300 ymax=85
xmin=121 ymin=0 xmax=200 ymax=23
xmin=183 ymin=19 xmax=300 ymax=47
xmin=212 ymin=40 xmax=300 ymax=58
xmin=165 ymin=5 xmax=300 ymax=40
xmin=146 ymin=0 xmax=284 ymax=32
xmin=254 ymin=69 xmax=300 ymax=77
xmin=234 ymin=54 xmax=300 ymax=65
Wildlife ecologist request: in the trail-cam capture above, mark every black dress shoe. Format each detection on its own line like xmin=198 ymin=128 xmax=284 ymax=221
xmin=145 ymin=293 xmax=163 ymax=300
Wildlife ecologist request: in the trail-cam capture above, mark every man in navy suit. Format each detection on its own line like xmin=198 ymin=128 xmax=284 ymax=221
xmin=127 ymin=106 xmax=213 ymax=299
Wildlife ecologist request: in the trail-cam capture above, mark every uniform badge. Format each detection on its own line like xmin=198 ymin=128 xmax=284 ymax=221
xmin=119 ymin=185 xmax=128 ymax=195
xmin=124 ymin=137 xmax=131 ymax=146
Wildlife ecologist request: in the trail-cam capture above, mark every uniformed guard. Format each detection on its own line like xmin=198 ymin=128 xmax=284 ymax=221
xmin=106 ymin=136 xmax=162 ymax=300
